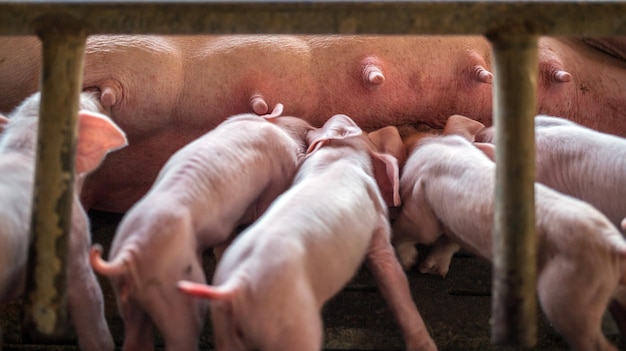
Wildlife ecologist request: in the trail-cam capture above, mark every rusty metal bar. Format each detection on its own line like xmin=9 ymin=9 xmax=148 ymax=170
xmin=22 ymin=24 xmax=87 ymax=339
xmin=0 ymin=1 xmax=623 ymax=36
xmin=489 ymin=34 xmax=539 ymax=347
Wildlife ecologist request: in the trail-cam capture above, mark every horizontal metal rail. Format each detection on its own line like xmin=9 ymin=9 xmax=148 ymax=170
xmin=0 ymin=1 xmax=623 ymax=36
xmin=0 ymin=0 xmax=622 ymax=349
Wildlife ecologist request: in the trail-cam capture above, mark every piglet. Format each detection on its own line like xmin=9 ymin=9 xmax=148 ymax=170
xmin=475 ymin=115 xmax=626 ymax=229
xmin=393 ymin=132 xmax=626 ymax=351
xmin=0 ymin=92 xmax=127 ymax=351
xmin=90 ymin=104 xmax=314 ymax=351
xmin=177 ymin=115 xmax=437 ymax=351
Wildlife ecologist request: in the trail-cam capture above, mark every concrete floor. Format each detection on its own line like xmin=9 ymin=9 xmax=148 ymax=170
xmin=1 ymin=210 xmax=623 ymax=350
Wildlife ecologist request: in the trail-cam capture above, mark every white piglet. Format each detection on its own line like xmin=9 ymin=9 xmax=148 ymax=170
xmin=0 ymin=92 xmax=127 ymax=351
xmin=90 ymin=105 xmax=314 ymax=351
xmin=393 ymin=132 xmax=626 ymax=351
xmin=476 ymin=115 xmax=626 ymax=228
xmin=178 ymin=114 xmax=437 ymax=351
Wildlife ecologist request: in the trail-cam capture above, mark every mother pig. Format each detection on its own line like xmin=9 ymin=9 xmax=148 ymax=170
xmin=0 ymin=35 xmax=624 ymax=213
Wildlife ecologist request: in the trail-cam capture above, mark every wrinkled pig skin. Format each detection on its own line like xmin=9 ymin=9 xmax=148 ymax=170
xmin=392 ymin=133 xmax=626 ymax=351
xmin=0 ymin=92 xmax=127 ymax=351
xmin=178 ymin=115 xmax=437 ymax=351
xmin=417 ymin=113 xmax=626 ymax=277
xmin=90 ymin=108 xmax=312 ymax=351
xmin=0 ymin=35 xmax=624 ymax=213
xmin=472 ymin=115 xmax=626 ymax=340
xmin=475 ymin=115 xmax=626 ymax=229
xmin=536 ymin=37 xmax=626 ymax=135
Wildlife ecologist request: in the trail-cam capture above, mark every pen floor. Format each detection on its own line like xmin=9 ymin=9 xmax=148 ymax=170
xmin=1 ymin=210 xmax=622 ymax=351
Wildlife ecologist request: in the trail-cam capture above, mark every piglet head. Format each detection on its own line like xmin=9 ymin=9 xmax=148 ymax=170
xmin=178 ymin=279 xmax=321 ymax=351
xmin=475 ymin=125 xmax=495 ymax=143
xmin=307 ymin=114 xmax=402 ymax=208
xmin=442 ymin=114 xmax=486 ymax=141
xmin=441 ymin=114 xmax=496 ymax=160
xmin=305 ymin=114 xmax=362 ymax=153
xmin=262 ymin=104 xmax=316 ymax=157
xmin=178 ymin=279 xmax=248 ymax=350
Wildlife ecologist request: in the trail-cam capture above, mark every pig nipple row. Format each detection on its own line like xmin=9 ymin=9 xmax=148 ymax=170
xmin=361 ymin=57 xmax=385 ymax=88
xmin=249 ymin=93 xmax=269 ymax=115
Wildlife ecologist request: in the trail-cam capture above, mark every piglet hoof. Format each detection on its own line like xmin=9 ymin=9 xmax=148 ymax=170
xmin=419 ymin=257 xmax=449 ymax=278
xmin=395 ymin=242 xmax=418 ymax=271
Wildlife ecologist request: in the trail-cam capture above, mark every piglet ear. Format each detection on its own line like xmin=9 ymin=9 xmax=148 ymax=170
xmin=306 ymin=114 xmax=362 ymax=154
xmin=0 ymin=114 xmax=8 ymax=133
xmin=443 ymin=115 xmax=486 ymax=141
xmin=370 ymin=152 xmax=401 ymax=207
xmin=75 ymin=110 xmax=128 ymax=175
xmin=261 ymin=103 xmax=284 ymax=119
xmin=368 ymin=126 xmax=407 ymax=169
xmin=177 ymin=280 xmax=237 ymax=300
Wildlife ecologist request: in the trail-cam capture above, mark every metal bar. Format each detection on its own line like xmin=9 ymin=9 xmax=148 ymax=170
xmin=0 ymin=1 xmax=623 ymax=36
xmin=489 ymin=34 xmax=539 ymax=347
xmin=22 ymin=24 xmax=86 ymax=339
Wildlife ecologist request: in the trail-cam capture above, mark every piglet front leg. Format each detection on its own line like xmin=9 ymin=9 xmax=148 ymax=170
xmin=366 ymin=217 xmax=438 ymax=351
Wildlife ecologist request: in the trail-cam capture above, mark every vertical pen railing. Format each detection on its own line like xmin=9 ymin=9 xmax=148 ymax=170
xmin=22 ymin=21 xmax=87 ymax=339
xmin=489 ymin=34 xmax=539 ymax=347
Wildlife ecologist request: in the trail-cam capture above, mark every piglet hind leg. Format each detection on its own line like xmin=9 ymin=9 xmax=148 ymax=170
xmin=366 ymin=221 xmax=438 ymax=351
xmin=537 ymin=258 xmax=618 ymax=351
xmin=419 ymin=236 xmax=460 ymax=278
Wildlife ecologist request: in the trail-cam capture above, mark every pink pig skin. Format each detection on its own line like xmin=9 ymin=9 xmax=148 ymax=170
xmin=178 ymin=115 xmax=437 ymax=351
xmin=0 ymin=92 xmax=127 ymax=351
xmin=475 ymin=115 xmax=626 ymax=230
xmin=393 ymin=133 xmax=626 ymax=351
xmin=1 ymin=35 xmax=624 ymax=214
xmin=420 ymin=114 xmax=626 ymax=277
xmin=474 ymin=115 xmax=626 ymax=340
xmin=90 ymin=106 xmax=313 ymax=351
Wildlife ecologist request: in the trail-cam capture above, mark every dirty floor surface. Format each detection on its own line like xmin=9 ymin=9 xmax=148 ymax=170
xmin=1 ymin=210 xmax=623 ymax=350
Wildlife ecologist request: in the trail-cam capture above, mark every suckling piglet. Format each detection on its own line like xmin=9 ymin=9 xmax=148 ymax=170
xmin=178 ymin=114 xmax=437 ymax=351
xmin=474 ymin=115 xmax=626 ymax=229
xmin=0 ymin=92 xmax=127 ymax=351
xmin=393 ymin=132 xmax=626 ymax=351
xmin=90 ymin=104 xmax=313 ymax=351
